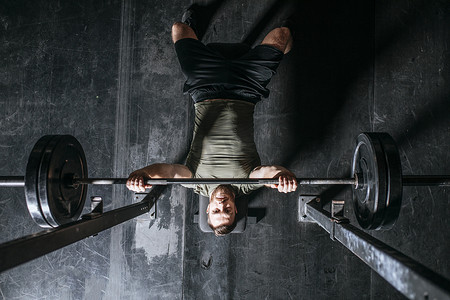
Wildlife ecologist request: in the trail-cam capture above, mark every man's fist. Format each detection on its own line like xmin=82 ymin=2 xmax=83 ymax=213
xmin=126 ymin=171 xmax=152 ymax=192
xmin=270 ymin=172 xmax=298 ymax=193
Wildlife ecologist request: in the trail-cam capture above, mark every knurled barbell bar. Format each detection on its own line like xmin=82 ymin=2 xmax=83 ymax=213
xmin=0 ymin=133 xmax=448 ymax=230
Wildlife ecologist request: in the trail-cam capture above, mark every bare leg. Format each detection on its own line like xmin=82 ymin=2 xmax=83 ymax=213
xmin=171 ymin=22 xmax=198 ymax=43
xmin=261 ymin=27 xmax=293 ymax=54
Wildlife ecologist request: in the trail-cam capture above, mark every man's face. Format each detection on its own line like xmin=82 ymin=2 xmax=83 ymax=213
xmin=207 ymin=185 xmax=237 ymax=228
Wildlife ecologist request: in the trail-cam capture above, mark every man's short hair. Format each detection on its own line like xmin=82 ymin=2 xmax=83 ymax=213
xmin=207 ymin=217 xmax=238 ymax=236
xmin=207 ymin=184 xmax=238 ymax=236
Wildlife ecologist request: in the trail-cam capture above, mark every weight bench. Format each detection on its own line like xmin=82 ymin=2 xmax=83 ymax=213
xmin=194 ymin=195 xmax=263 ymax=233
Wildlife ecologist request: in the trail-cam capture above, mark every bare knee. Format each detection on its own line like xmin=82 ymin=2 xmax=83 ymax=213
xmin=262 ymin=27 xmax=293 ymax=54
xmin=171 ymin=22 xmax=186 ymax=36
xmin=171 ymin=22 xmax=198 ymax=43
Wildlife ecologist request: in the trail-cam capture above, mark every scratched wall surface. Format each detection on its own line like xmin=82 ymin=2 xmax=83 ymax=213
xmin=0 ymin=0 xmax=449 ymax=299
xmin=0 ymin=1 xmax=120 ymax=299
xmin=182 ymin=0 xmax=450 ymax=299
xmin=0 ymin=0 xmax=187 ymax=299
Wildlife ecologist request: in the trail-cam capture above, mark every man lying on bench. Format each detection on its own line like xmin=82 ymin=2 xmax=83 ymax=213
xmin=126 ymin=6 xmax=297 ymax=236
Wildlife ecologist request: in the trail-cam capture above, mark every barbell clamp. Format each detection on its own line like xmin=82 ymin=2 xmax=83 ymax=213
xmin=354 ymin=173 xmax=364 ymax=190
xmin=81 ymin=196 xmax=103 ymax=220
xmin=330 ymin=200 xmax=349 ymax=241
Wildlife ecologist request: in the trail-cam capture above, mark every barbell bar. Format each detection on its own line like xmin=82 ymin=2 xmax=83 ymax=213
xmin=0 ymin=176 xmax=357 ymax=187
xmin=1 ymin=175 xmax=448 ymax=187
xmin=0 ymin=133 xmax=448 ymax=230
xmin=43 ymin=176 xmax=450 ymax=186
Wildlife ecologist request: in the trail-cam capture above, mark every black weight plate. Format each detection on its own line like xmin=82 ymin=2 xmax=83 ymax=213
xmin=352 ymin=133 xmax=388 ymax=230
xmin=25 ymin=136 xmax=54 ymax=228
xmin=376 ymin=133 xmax=403 ymax=229
xmin=37 ymin=135 xmax=88 ymax=227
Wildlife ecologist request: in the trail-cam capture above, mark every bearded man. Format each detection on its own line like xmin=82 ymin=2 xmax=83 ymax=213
xmin=127 ymin=6 xmax=297 ymax=235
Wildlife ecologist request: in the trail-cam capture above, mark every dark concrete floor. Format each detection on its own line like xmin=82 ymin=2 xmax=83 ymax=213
xmin=0 ymin=0 xmax=449 ymax=299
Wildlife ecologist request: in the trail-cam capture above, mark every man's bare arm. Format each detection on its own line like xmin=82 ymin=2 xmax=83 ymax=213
xmin=127 ymin=164 xmax=192 ymax=192
xmin=249 ymin=165 xmax=298 ymax=193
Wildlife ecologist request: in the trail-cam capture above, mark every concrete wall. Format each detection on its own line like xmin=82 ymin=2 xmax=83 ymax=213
xmin=0 ymin=0 xmax=448 ymax=299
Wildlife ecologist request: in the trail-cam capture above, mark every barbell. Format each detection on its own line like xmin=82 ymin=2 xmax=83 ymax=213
xmin=0 ymin=133 xmax=448 ymax=230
